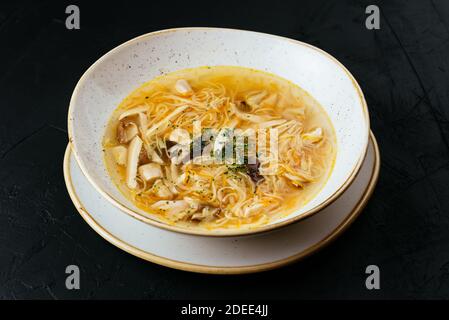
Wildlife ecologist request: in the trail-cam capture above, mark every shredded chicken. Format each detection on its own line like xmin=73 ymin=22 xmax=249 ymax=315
xmin=104 ymin=67 xmax=335 ymax=228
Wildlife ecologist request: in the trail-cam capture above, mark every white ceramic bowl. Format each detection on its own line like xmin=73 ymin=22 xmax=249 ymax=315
xmin=68 ymin=28 xmax=370 ymax=236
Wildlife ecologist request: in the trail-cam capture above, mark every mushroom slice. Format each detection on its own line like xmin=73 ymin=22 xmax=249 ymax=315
xmin=138 ymin=163 xmax=163 ymax=182
xmin=302 ymin=127 xmax=323 ymax=143
xmin=175 ymin=79 xmax=193 ymax=95
xmin=117 ymin=120 xmax=139 ymax=144
xmin=125 ymin=123 xmax=139 ymax=140
xmin=140 ymin=148 xmax=152 ymax=165
xmin=118 ymin=105 xmax=148 ymax=120
xmin=126 ymin=136 xmax=143 ymax=189
xmin=110 ymin=145 xmax=127 ymax=166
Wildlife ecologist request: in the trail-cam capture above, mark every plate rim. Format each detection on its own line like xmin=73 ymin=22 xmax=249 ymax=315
xmin=67 ymin=26 xmax=371 ymax=237
xmin=62 ymin=131 xmax=380 ymax=274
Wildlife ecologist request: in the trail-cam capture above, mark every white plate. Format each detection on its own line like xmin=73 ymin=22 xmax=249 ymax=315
xmin=68 ymin=27 xmax=370 ymax=236
xmin=63 ymin=132 xmax=379 ymax=274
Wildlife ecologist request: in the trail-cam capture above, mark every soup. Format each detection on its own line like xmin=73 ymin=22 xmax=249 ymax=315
xmin=103 ymin=66 xmax=336 ymax=229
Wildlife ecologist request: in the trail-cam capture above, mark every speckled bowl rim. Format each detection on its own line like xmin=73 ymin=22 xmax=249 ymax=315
xmin=63 ymin=132 xmax=379 ymax=274
xmin=67 ymin=27 xmax=370 ymax=237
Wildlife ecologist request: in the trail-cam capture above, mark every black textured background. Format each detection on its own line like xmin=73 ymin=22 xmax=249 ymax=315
xmin=0 ymin=0 xmax=448 ymax=299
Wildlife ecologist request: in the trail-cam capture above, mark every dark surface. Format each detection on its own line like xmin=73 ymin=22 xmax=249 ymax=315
xmin=0 ymin=0 xmax=448 ymax=299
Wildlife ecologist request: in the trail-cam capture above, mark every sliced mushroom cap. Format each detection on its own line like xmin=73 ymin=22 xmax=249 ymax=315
xmin=126 ymin=136 xmax=143 ymax=189
xmin=117 ymin=120 xmax=139 ymax=144
xmin=139 ymin=147 xmax=151 ymax=164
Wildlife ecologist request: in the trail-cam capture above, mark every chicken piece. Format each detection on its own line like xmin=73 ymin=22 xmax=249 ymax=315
xmin=184 ymin=197 xmax=200 ymax=211
xmin=110 ymin=145 xmax=127 ymax=166
xmin=174 ymin=79 xmax=193 ymax=95
xmin=138 ymin=163 xmax=163 ymax=182
xmin=151 ymin=200 xmax=191 ymax=220
xmin=243 ymin=202 xmax=264 ymax=217
xmin=152 ymin=179 xmax=173 ymax=199
xmin=191 ymin=206 xmax=220 ymax=220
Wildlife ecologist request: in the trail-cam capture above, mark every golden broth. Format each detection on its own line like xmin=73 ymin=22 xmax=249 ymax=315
xmin=103 ymin=66 xmax=336 ymax=229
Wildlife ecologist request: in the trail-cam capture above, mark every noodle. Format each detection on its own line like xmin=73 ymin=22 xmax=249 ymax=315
xmin=103 ymin=66 xmax=336 ymax=229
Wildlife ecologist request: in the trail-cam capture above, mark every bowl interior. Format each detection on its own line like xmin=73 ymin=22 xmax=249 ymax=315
xmin=69 ymin=28 xmax=369 ymax=234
